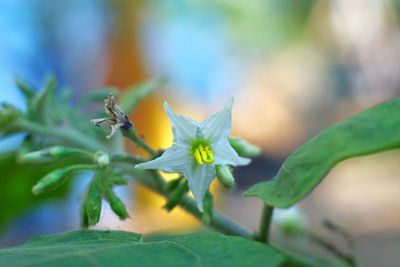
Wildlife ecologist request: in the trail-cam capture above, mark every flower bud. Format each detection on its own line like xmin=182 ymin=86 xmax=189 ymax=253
xmin=229 ymin=138 xmax=262 ymax=158
xmin=273 ymin=206 xmax=307 ymax=237
xmin=82 ymin=179 xmax=102 ymax=227
xmin=94 ymin=151 xmax=110 ymax=168
xmin=103 ymin=185 xmax=129 ymax=220
xmin=19 ymin=146 xmax=67 ymax=164
xmin=32 ymin=168 xmax=70 ymax=195
xmin=19 ymin=146 xmax=94 ymax=165
xmin=216 ymin=165 xmax=235 ymax=187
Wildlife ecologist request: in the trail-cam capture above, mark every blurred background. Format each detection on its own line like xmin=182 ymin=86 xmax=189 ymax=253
xmin=0 ymin=0 xmax=400 ymax=266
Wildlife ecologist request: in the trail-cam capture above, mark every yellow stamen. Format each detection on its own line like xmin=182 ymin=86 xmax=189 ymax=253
xmin=205 ymin=146 xmax=214 ymax=162
xmin=194 ymin=148 xmax=203 ymax=164
xmin=193 ymin=144 xmax=214 ymax=165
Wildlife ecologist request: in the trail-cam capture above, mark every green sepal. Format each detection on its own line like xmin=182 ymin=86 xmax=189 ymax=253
xmin=165 ymin=176 xmax=183 ymax=192
xmin=201 ymin=191 xmax=214 ymax=225
xmin=101 ymin=183 xmax=129 ymax=220
xmin=82 ymin=174 xmax=102 ymax=228
xmin=164 ymin=178 xmax=189 ymax=212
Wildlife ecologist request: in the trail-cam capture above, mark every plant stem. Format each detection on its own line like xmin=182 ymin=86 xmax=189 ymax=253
xmin=16 ymin=119 xmax=104 ymax=151
xmin=121 ymin=128 xmax=158 ymax=158
xmin=257 ymin=204 xmax=274 ymax=243
xmin=120 ymin=165 xmax=253 ymax=239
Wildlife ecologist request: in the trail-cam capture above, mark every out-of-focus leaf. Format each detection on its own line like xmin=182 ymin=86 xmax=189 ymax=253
xmin=119 ymin=77 xmax=167 ymax=114
xmin=79 ymin=88 xmax=118 ymax=105
xmin=0 ymin=153 xmax=71 ymax=232
xmin=245 ymin=98 xmax=400 ymax=208
xmin=0 ymin=230 xmax=287 ymax=267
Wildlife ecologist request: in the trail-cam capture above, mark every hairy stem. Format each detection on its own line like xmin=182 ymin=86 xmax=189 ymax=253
xmin=121 ymin=128 xmax=158 ymax=158
xmin=257 ymin=204 xmax=274 ymax=243
xmin=16 ymin=119 xmax=105 ymax=151
xmin=119 ymin=164 xmax=253 ymax=239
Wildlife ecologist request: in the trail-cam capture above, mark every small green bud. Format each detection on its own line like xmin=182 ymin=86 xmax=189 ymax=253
xmin=229 ymin=138 xmax=262 ymax=158
xmin=94 ymin=151 xmax=110 ymax=168
xmin=216 ymin=165 xmax=235 ymax=187
xmin=164 ymin=179 xmax=188 ymax=211
xmin=82 ymin=178 xmax=102 ymax=227
xmin=32 ymin=168 xmax=70 ymax=195
xmin=102 ymin=185 xmax=129 ymax=220
xmin=19 ymin=146 xmax=67 ymax=164
xmin=19 ymin=146 xmax=94 ymax=165
xmin=32 ymin=164 xmax=93 ymax=195
xmin=273 ymin=207 xmax=307 ymax=237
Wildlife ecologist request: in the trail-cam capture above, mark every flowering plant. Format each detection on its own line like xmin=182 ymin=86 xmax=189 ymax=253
xmin=0 ymin=76 xmax=396 ymax=267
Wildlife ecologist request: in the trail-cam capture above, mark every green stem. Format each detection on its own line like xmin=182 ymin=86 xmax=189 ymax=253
xmin=120 ymin=165 xmax=253 ymax=239
xmin=16 ymin=119 xmax=104 ymax=151
xmin=121 ymin=128 xmax=158 ymax=158
xmin=67 ymin=164 xmax=97 ymax=172
xmin=257 ymin=204 xmax=274 ymax=243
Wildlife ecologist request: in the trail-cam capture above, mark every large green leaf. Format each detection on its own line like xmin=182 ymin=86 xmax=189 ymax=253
xmin=0 ymin=230 xmax=287 ymax=267
xmin=245 ymin=98 xmax=400 ymax=208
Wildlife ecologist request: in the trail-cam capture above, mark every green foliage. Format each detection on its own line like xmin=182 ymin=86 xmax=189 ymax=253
xmin=0 ymin=153 xmax=70 ymax=232
xmin=101 ymin=182 xmax=130 ymax=220
xmin=164 ymin=178 xmax=189 ymax=211
xmin=245 ymin=98 xmax=400 ymax=208
xmin=119 ymin=77 xmax=167 ymax=114
xmin=0 ymin=230 xmax=286 ymax=267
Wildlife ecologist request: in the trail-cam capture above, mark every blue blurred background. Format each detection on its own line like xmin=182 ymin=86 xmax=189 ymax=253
xmin=1 ymin=1 xmax=400 ymax=266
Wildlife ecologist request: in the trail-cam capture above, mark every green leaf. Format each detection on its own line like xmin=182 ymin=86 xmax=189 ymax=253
xmin=119 ymin=77 xmax=167 ymax=114
xmin=79 ymin=88 xmax=118 ymax=105
xmin=0 ymin=153 xmax=71 ymax=232
xmin=245 ymin=98 xmax=400 ymax=208
xmin=0 ymin=230 xmax=286 ymax=267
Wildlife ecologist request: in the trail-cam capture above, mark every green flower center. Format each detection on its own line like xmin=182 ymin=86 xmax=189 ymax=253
xmin=192 ymin=142 xmax=214 ymax=165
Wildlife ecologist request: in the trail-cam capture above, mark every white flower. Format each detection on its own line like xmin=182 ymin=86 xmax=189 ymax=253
xmin=135 ymin=98 xmax=250 ymax=211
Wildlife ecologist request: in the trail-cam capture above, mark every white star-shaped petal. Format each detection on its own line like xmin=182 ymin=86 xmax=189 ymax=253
xmin=136 ymin=98 xmax=250 ymax=211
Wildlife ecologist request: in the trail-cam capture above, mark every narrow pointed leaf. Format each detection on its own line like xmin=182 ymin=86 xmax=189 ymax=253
xmin=119 ymin=77 xmax=167 ymax=114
